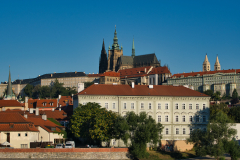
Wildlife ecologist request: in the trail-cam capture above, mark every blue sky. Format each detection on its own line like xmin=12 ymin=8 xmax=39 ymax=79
xmin=0 ymin=0 xmax=239 ymax=83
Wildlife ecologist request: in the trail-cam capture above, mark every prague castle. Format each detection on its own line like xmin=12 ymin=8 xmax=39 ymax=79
xmin=99 ymin=28 xmax=160 ymax=73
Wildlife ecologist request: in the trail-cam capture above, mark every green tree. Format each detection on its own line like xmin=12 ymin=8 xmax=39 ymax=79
xmin=39 ymin=85 xmax=51 ymax=98
xmin=203 ymin=89 xmax=213 ymax=97
xmin=212 ymin=91 xmax=221 ymax=101
xmin=84 ymin=82 xmax=94 ymax=89
xmin=117 ymin=111 xmax=163 ymax=159
xmin=210 ymin=103 xmax=229 ymax=122
xmin=231 ymin=89 xmax=239 ymax=105
xmin=24 ymin=84 xmax=34 ymax=98
xmin=70 ymin=103 xmax=117 ymax=145
xmin=188 ymin=111 xmax=237 ymax=159
xmin=228 ymin=107 xmax=240 ymax=123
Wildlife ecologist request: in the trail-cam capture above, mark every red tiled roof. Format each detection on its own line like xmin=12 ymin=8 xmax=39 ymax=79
xmin=87 ymin=74 xmax=102 ymax=77
xmin=27 ymin=117 xmax=62 ymax=132
xmin=171 ymin=69 xmax=240 ymax=78
xmin=0 ymin=112 xmax=30 ymax=123
xmin=118 ymin=66 xmax=152 ymax=79
xmin=58 ymin=96 xmax=73 ymax=107
xmin=0 ymin=123 xmax=38 ymax=132
xmin=78 ymin=84 xmax=209 ymax=97
xmin=28 ymin=99 xmax=38 ymax=108
xmin=39 ymin=110 xmax=68 ymax=120
xmin=100 ymin=71 xmax=120 ymax=77
xmin=36 ymin=99 xmax=58 ymax=108
xmin=0 ymin=100 xmax=24 ymax=107
xmin=148 ymin=66 xmax=171 ymax=75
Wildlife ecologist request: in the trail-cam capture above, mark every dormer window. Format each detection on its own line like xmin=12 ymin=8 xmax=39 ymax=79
xmin=43 ymin=102 xmax=47 ymax=106
xmin=50 ymin=102 xmax=53 ymax=106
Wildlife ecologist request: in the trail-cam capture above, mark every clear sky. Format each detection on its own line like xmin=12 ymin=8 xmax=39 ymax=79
xmin=0 ymin=0 xmax=239 ymax=83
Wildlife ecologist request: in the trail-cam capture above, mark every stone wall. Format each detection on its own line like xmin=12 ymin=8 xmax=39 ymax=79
xmin=0 ymin=148 xmax=130 ymax=159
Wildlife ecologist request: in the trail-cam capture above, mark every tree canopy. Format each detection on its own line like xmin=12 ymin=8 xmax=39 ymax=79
xmin=188 ymin=111 xmax=237 ymax=159
xmin=24 ymin=79 xmax=77 ymax=99
xmin=70 ymin=103 xmax=117 ymax=144
xmin=231 ymin=89 xmax=239 ymax=105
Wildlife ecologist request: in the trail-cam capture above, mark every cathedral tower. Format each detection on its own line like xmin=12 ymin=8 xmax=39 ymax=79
xmin=214 ymin=55 xmax=221 ymax=71
xmin=4 ymin=66 xmax=15 ymax=100
xmin=203 ymin=54 xmax=210 ymax=71
xmin=99 ymin=39 xmax=108 ymax=73
xmin=107 ymin=27 xmax=123 ymax=72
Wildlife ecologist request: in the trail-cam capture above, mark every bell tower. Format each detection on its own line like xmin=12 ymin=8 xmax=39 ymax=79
xmin=203 ymin=53 xmax=210 ymax=71
xmin=214 ymin=55 xmax=221 ymax=71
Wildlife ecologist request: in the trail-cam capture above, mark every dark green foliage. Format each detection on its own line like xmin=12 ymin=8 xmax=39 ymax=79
xmin=212 ymin=91 xmax=221 ymax=101
xmin=188 ymin=111 xmax=237 ymax=159
xmin=24 ymin=84 xmax=34 ymax=98
xmin=203 ymin=89 xmax=213 ymax=97
xmin=70 ymin=103 xmax=117 ymax=145
xmin=228 ymin=107 xmax=240 ymax=123
xmin=28 ymin=79 xmax=77 ymax=99
xmin=231 ymin=89 xmax=239 ymax=105
xmin=116 ymin=111 xmax=163 ymax=159
xmin=210 ymin=103 xmax=229 ymax=122
xmin=84 ymin=82 xmax=94 ymax=89
xmin=224 ymin=139 xmax=240 ymax=160
xmin=48 ymin=118 xmax=62 ymax=126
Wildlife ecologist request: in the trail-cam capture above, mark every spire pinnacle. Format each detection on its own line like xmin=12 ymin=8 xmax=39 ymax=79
xmin=7 ymin=66 xmax=13 ymax=97
xmin=132 ymin=37 xmax=135 ymax=58
xmin=112 ymin=26 xmax=120 ymax=50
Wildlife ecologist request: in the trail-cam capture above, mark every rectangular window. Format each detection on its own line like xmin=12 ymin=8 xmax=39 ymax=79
xmin=21 ymin=144 xmax=28 ymax=148
xmin=182 ymin=104 xmax=185 ymax=109
xmin=190 ymin=128 xmax=193 ymax=134
xmin=112 ymin=103 xmax=115 ymax=109
xmin=196 ymin=104 xmax=199 ymax=109
xmin=165 ymin=103 xmax=168 ymax=109
xmin=183 ymin=128 xmax=186 ymax=134
xmin=158 ymin=115 xmax=161 ymax=122
xmin=18 ymin=133 xmax=21 ymax=137
xmin=203 ymin=104 xmax=206 ymax=110
xmin=176 ymin=128 xmax=179 ymax=134
xmin=131 ymin=103 xmax=134 ymax=109
xmin=203 ymin=116 xmax=206 ymax=122
xmin=123 ymin=103 xmax=127 ymax=109
xmin=25 ymin=133 xmax=28 ymax=137
xmin=165 ymin=115 xmax=168 ymax=122
xmin=166 ymin=128 xmax=169 ymax=135
xmin=105 ymin=103 xmax=108 ymax=109
xmin=175 ymin=103 xmax=178 ymax=109
xmin=189 ymin=104 xmax=192 ymax=109
xmin=141 ymin=103 xmax=144 ymax=109
xmin=149 ymin=103 xmax=152 ymax=109
xmin=158 ymin=103 xmax=161 ymax=109
xmin=176 ymin=116 xmax=179 ymax=122
xmin=182 ymin=116 xmax=185 ymax=122
xmin=189 ymin=116 xmax=193 ymax=122
xmin=196 ymin=116 xmax=200 ymax=122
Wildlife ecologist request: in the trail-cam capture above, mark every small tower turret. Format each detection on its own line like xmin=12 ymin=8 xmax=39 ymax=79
xmin=214 ymin=55 xmax=221 ymax=71
xmin=203 ymin=53 xmax=210 ymax=71
xmin=132 ymin=37 xmax=135 ymax=58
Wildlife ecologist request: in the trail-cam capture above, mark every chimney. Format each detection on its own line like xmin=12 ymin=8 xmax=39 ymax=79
xmin=42 ymin=114 xmax=47 ymax=121
xmin=58 ymin=94 xmax=61 ymax=99
xmin=131 ymin=82 xmax=135 ymax=88
xmin=59 ymin=108 xmax=61 ymax=111
xmin=36 ymin=108 xmax=39 ymax=116
xmin=2 ymin=107 xmax=5 ymax=111
xmin=145 ymin=68 xmax=146 ymax=73
xmin=149 ymin=85 xmax=153 ymax=89
xmin=24 ymin=113 xmax=28 ymax=119
xmin=52 ymin=108 xmax=54 ymax=111
xmin=30 ymin=108 xmax=33 ymax=114
xmin=51 ymin=74 xmax=53 ymax=77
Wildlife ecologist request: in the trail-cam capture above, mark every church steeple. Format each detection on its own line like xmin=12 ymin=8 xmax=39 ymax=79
xmin=112 ymin=26 xmax=120 ymax=50
xmin=203 ymin=53 xmax=210 ymax=71
xmin=99 ymin=39 xmax=108 ymax=73
xmin=7 ymin=66 xmax=13 ymax=96
xmin=132 ymin=37 xmax=135 ymax=58
xmin=214 ymin=55 xmax=221 ymax=71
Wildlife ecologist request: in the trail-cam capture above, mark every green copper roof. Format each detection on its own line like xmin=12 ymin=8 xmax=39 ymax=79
xmin=112 ymin=27 xmax=120 ymax=50
xmin=132 ymin=38 xmax=135 ymax=58
xmin=7 ymin=66 xmax=13 ymax=96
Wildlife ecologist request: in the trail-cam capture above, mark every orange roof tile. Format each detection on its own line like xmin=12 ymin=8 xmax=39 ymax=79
xmin=118 ymin=66 xmax=152 ymax=79
xmin=87 ymin=74 xmax=102 ymax=77
xmin=0 ymin=100 xmax=24 ymax=107
xmin=0 ymin=112 xmax=30 ymax=123
xmin=36 ymin=99 xmax=58 ymax=108
xmin=39 ymin=110 xmax=68 ymax=120
xmin=28 ymin=99 xmax=38 ymax=108
xmin=148 ymin=66 xmax=171 ymax=75
xmin=78 ymin=84 xmax=209 ymax=97
xmin=171 ymin=69 xmax=240 ymax=78
xmin=58 ymin=96 xmax=73 ymax=107
xmin=0 ymin=123 xmax=39 ymax=132
xmin=100 ymin=71 xmax=120 ymax=77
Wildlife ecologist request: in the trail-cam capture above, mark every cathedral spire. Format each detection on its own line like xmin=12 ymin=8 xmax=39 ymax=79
xmin=214 ymin=54 xmax=221 ymax=71
xmin=7 ymin=66 xmax=13 ymax=96
xmin=112 ymin=26 xmax=120 ymax=50
xmin=132 ymin=37 xmax=135 ymax=58
xmin=99 ymin=39 xmax=108 ymax=74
